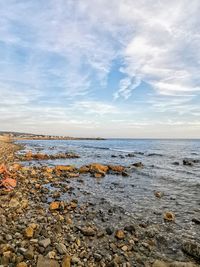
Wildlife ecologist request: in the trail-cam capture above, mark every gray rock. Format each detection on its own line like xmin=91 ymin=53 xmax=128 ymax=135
xmin=55 ymin=243 xmax=67 ymax=254
xmin=39 ymin=238 xmax=51 ymax=248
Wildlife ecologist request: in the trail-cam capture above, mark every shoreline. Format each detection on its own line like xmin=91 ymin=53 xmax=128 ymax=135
xmin=0 ymin=140 xmax=199 ymax=267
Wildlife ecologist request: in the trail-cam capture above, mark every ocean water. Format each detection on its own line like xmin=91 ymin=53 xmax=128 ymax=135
xmin=17 ymin=139 xmax=200 ymax=239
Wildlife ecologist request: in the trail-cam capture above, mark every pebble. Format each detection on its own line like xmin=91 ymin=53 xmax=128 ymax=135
xmin=39 ymin=238 xmax=51 ymax=248
xmin=115 ymin=230 xmax=125 ymax=240
xmin=55 ymin=243 xmax=67 ymax=254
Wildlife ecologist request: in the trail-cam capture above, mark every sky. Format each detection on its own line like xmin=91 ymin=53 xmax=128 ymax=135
xmin=0 ymin=0 xmax=200 ymax=138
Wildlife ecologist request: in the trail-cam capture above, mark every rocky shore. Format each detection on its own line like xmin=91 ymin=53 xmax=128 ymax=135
xmin=0 ymin=141 xmax=199 ymax=267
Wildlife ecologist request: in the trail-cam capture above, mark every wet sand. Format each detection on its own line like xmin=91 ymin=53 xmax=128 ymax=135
xmin=0 ymin=140 xmax=199 ymax=267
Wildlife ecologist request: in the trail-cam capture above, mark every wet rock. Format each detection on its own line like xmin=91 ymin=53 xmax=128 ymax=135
xmin=132 ymin=162 xmax=144 ymax=167
xmin=89 ymin=163 xmax=109 ymax=173
xmin=154 ymin=191 xmax=164 ymax=198
xmin=55 ymin=243 xmax=67 ymax=254
xmin=124 ymin=224 xmax=135 ymax=234
xmin=108 ymin=165 xmax=125 ymax=173
xmin=182 ymin=241 xmax=200 ymax=260
xmin=92 ymin=172 xmax=105 ymax=178
xmin=172 ymin=162 xmax=180 ymax=165
xmin=192 ymin=218 xmax=200 ymax=224
xmin=55 ymin=165 xmax=76 ymax=172
xmin=115 ymin=229 xmax=125 ymax=240
xmin=36 ymin=255 xmax=60 ymax=267
xmin=183 ymin=159 xmax=193 ymax=166
xmin=106 ymin=227 xmax=114 ymax=235
xmin=163 ymin=212 xmax=175 ymax=222
xmin=39 ymin=238 xmax=51 ymax=248
xmin=62 ymin=255 xmax=71 ymax=267
xmin=79 ymin=166 xmax=90 ymax=173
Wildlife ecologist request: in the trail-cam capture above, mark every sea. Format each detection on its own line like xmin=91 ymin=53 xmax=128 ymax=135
xmin=16 ymin=138 xmax=200 ymax=240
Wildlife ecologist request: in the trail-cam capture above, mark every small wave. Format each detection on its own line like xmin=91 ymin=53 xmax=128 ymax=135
xmin=82 ymin=145 xmax=110 ymax=150
xmin=147 ymin=153 xmax=164 ymax=157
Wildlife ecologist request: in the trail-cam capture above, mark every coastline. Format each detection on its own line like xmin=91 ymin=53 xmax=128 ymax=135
xmin=0 ymin=140 xmax=199 ymax=267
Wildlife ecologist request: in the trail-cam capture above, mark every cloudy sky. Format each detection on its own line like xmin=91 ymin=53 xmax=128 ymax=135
xmin=0 ymin=0 xmax=200 ymax=138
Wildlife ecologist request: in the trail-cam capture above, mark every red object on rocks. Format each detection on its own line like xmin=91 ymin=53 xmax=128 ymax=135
xmin=0 ymin=164 xmax=17 ymax=191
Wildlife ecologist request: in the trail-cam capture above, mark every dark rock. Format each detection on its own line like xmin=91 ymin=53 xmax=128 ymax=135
xmin=124 ymin=224 xmax=135 ymax=233
xmin=182 ymin=241 xmax=200 ymax=260
xmin=105 ymin=227 xmax=114 ymax=235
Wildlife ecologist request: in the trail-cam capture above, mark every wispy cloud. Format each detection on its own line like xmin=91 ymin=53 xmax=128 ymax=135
xmin=0 ymin=0 xmax=200 ymax=137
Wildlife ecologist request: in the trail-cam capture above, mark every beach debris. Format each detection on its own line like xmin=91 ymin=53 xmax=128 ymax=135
xmin=0 ymin=163 xmax=16 ymax=191
xmin=163 ymin=212 xmax=175 ymax=222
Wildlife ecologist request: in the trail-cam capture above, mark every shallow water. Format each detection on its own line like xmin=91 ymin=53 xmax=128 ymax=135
xmin=17 ymin=139 xmax=200 ymax=241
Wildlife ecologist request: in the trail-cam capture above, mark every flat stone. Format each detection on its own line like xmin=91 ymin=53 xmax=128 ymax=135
xmin=39 ymin=238 xmax=51 ymax=248
xmin=36 ymin=255 xmax=60 ymax=267
xmin=55 ymin=243 xmax=67 ymax=254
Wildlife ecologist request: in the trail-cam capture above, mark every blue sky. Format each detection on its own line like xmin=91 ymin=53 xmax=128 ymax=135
xmin=0 ymin=0 xmax=200 ymax=138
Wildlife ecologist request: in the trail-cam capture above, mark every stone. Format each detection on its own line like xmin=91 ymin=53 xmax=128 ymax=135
xmin=80 ymin=226 xmax=96 ymax=236
xmin=106 ymin=227 xmax=114 ymax=235
xmin=154 ymin=191 xmax=163 ymax=198
xmin=192 ymin=218 xmax=200 ymax=224
xmin=170 ymin=262 xmax=198 ymax=267
xmin=79 ymin=166 xmax=90 ymax=173
xmin=108 ymin=165 xmax=125 ymax=172
xmin=36 ymin=255 xmax=60 ymax=267
xmin=115 ymin=230 xmax=125 ymax=240
xmin=89 ymin=163 xmax=109 ymax=173
xmin=182 ymin=241 xmax=200 ymax=260
xmin=163 ymin=212 xmax=175 ymax=222
xmin=94 ymin=253 xmax=102 ymax=261
xmin=49 ymin=201 xmax=60 ymax=211
xmin=16 ymin=263 xmax=28 ymax=267
xmin=124 ymin=225 xmax=135 ymax=233
xmin=93 ymin=172 xmax=105 ymax=178
xmin=132 ymin=162 xmax=144 ymax=167
xmin=25 ymin=248 xmax=34 ymax=259
xmin=9 ymin=198 xmax=20 ymax=208
xmin=24 ymin=226 xmax=34 ymax=238
xmin=55 ymin=165 xmax=75 ymax=172
xmin=152 ymin=260 xmax=168 ymax=267
xmin=55 ymin=243 xmax=67 ymax=254
xmin=121 ymin=245 xmax=128 ymax=252
xmin=39 ymin=238 xmax=51 ymax=248
xmin=62 ymin=255 xmax=71 ymax=267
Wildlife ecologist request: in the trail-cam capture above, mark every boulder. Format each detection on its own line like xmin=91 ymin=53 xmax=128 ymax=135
xmin=55 ymin=165 xmax=76 ymax=172
xmin=89 ymin=163 xmax=109 ymax=173
xmin=108 ymin=165 xmax=125 ymax=173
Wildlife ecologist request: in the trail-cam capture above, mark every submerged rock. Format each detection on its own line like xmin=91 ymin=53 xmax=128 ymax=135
xmin=163 ymin=212 xmax=175 ymax=222
xmin=182 ymin=241 xmax=200 ymax=260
